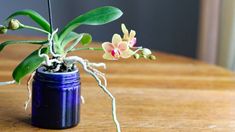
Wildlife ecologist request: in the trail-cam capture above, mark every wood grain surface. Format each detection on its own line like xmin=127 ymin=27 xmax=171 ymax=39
xmin=0 ymin=35 xmax=235 ymax=132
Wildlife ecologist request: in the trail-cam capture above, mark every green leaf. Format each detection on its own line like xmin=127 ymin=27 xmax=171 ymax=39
xmin=5 ymin=9 xmax=50 ymax=32
xmin=61 ymin=32 xmax=92 ymax=48
xmin=65 ymin=34 xmax=84 ymax=53
xmin=12 ymin=47 xmax=48 ymax=83
xmin=59 ymin=6 xmax=123 ymax=42
xmin=61 ymin=32 xmax=81 ymax=48
xmin=0 ymin=40 xmax=48 ymax=52
xmin=81 ymin=33 xmax=92 ymax=46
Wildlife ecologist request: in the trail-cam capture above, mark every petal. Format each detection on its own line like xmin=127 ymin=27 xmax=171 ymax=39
xmin=121 ymin=23 xmax=129 ymax=35
xmin=129 ymin=37 xmax=137 ymax=47
xmin=112 ymin=34 xmax=122 ymax=46
xmin=117 ymin=42 xmax=129 ymax=52
xmin=121 ymin=49 xmax=135 ymax=58
xmin=103 ymin=53 xmax=118 ymax=60
xmin=130 ymin=30 xmax=136 ymax=40
xmin=102 ymin=42 xmax=114 ymax=53
xmin=123 ymin=34 xmax=129 ymax=41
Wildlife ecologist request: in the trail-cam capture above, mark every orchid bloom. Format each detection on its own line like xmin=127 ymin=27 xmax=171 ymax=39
xmin=102 ymin=34 xmax=134 ymax=60
xmin=121 ymin=23 xmax=137 ymax=47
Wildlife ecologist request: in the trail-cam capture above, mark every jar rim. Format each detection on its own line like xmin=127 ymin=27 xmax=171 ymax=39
xmin=37 ymin=67 xmax=79 ymax=75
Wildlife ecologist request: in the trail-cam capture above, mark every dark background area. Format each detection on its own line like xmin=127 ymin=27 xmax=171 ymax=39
xmin=0 ymin=0 xmax=200 ymax=58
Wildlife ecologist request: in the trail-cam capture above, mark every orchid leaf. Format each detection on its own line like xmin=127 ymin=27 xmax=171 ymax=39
xmin=0 ymin=40 xmax=48 ymax=52
xmin=65 ymin=34 xmax=84 ymax=53
xmin=59 ymin=6 xmax=123 ymax=42
xmin=81 ymin=33 xmax=92 ymax=46
xmin=5 ymin=9 xmax=50 ymax=32
xmin=61 ymin=32 xmax=92 ymax=49
xmin=12 ymin=47 xmax=48 ymax=83
xmin=61 ymin=32 xmax=81 ymax=48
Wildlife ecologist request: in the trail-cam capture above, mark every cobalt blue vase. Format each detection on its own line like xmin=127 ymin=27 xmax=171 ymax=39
xmin=32 ymin=67 xmax=81 ymax=129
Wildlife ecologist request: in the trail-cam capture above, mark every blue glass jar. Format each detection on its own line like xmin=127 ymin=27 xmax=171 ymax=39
xmin=32 ymin=67 xmax=81 ymax=129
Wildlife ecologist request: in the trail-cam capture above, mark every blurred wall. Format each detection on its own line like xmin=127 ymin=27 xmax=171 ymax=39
xmin=0 ymin=0 xmax=200 ymax=58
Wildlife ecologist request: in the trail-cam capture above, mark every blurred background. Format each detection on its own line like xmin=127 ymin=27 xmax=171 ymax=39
xmin=0 ymin=0 xmax=234 ymax=70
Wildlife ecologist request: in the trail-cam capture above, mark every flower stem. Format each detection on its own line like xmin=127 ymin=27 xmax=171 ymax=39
xmin=21 ymin=24 xmax=50 ymax=34
xmin=70 ymin=47 xmax=104 ymax=52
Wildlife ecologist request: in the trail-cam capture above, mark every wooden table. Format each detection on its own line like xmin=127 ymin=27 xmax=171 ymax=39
xmin=0 ymin=35 xmax=235 ymax=132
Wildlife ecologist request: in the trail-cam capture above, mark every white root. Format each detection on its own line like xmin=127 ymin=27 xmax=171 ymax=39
xmin=81 ymin=95 xmax=85 ymax=104
xmin=38 ymin=47 xmax=62 ymax=66
xmin=50 ymin=59 xmax=62 ymax=65
xmin=24 ymin=71 xmax=35 ymax=111
xmin=48 ymin=28 xmax=62 ymax=58
xmin=88 ymin=62 xmax=106 ymax=69
xmin=38 ymin=47 xmax=51 ymax=66
xmin=52 ymin=63 xmax=62 ymax=72
xmin=98 ymin=73 xmax=107 ymax=87
xmin=64 ymin=56 xmax=121 ymax=132
xmin=38 ymin=28 xmax=63 ymax=67
xmin=66 ymin=58 xmax=108 ymax=86
xmin=0 ymin=80 xmax=15 ymax=86
xmin=88 ymin=66 xmax=107 ymax=87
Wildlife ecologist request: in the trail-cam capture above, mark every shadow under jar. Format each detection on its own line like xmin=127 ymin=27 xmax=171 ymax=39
xmin=32 ymin=67 xmax=81 ymax=129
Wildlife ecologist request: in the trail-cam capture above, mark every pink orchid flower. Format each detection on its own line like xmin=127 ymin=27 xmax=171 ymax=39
xmin=121 ymin=23 xmax=137 ymax=47
xmin=102 ymin=34 xmax=134 ymax=60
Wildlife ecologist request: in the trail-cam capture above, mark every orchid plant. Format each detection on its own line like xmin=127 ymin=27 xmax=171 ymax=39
xmin=0 ymin=6 xmax=155 ymax=132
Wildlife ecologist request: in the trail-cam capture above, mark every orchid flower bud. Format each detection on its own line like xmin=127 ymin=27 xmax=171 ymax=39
xmin=149 ymin=55 xmax=156 ymax=60
xmin=0 ymin=26 xmax=7 ymax=34
xmin=134 ymin=53 xmax=140 ymax=59
xmin=142 ymin=48 xmax=152 ymax=56
xmin=8 ymin=19 xmax=21 ymax=30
